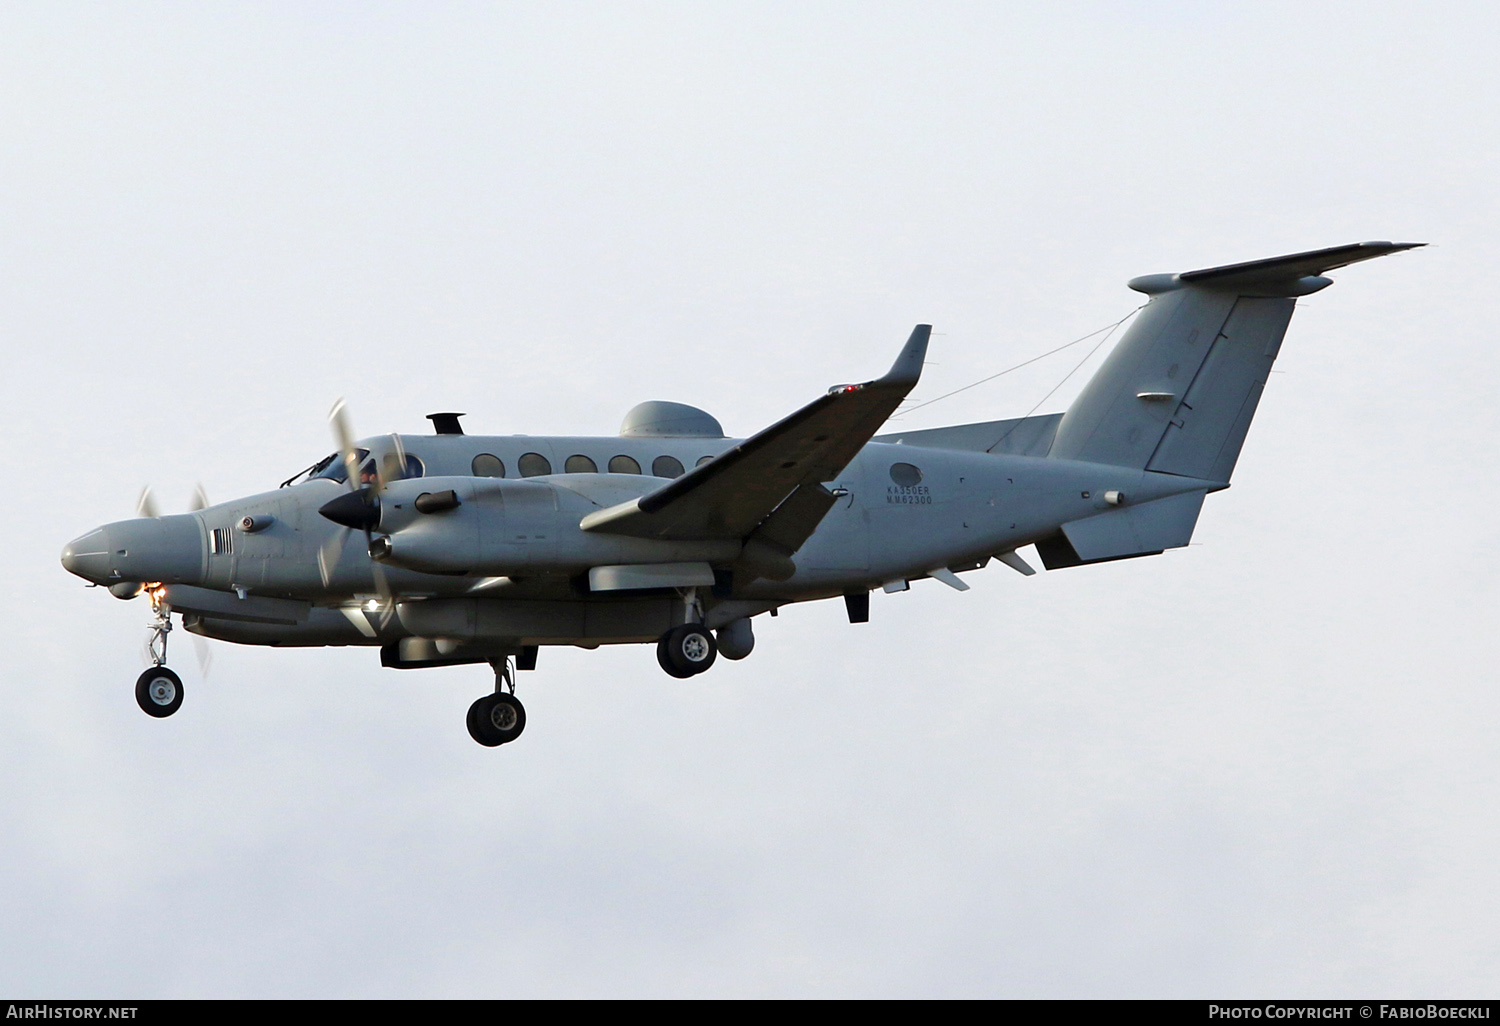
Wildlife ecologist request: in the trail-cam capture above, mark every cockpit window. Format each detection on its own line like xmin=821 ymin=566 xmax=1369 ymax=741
xmin=303 ymin=450 xmax=423 ymax=485
xmin=283 ymin=448 xmax=422 ymax=488
xmin=309 ymin=449 xmax=370 ymax=484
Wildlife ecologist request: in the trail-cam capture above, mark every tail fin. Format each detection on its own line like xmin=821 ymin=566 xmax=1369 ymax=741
xmin=1047 ymin=242 xmax=1423 ymax=477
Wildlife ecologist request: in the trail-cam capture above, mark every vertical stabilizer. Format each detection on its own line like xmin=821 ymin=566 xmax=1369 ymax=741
xmin=1145 ymin=296 xmax=1291 ymax=481
xmin=1047 ymin=242 xmax=1422 ymax=477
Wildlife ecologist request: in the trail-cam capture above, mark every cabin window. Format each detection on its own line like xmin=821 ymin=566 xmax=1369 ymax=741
xmin=518 ymin=452 xmax=552 ymax=477
xmin=652 ymin=455 xmax=685 ymax=479
xmin=697 ymin=455 xmax=715 ymax=467
xmin=608 ymin=455 xmax=642 ymax=475
xmin=565 ymin=455 xmax=598 ymax=474
xmin=381 ymin=452 xmax=425 ymax=482
xmin=890 ymin=462 xmax=923 ymax=487
xmin=472 ymin=454 xmax=505 ymax=478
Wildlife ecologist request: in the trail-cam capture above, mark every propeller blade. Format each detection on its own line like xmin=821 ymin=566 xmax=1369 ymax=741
xmin=369 ymin=548 xmax=389 ymax=595
xmin=318 ymin=528 xmax=348 ymax=588
xmin=369 ymin=558 xmax=398 ymax=631
xmin=390 ymin=432 xmax=407 ymax=476
xmin=191 ymin=633 xmax=213 ymax=681
xmin=323 ymin=400 xmax=399 ymax=625
xmin=189 ymin=483 xmax=210 ymax=512
xmin=376 ymin=433 xmax=407 ymax=492
xmin=136 ymin=486 xmax=159 ymax=519
xmin=329 ymin=398 xmax=361 ymax=493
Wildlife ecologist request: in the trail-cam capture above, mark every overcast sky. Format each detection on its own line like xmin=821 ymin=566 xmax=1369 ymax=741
xmin=4 ymin=2 xmax=1498 ymax=997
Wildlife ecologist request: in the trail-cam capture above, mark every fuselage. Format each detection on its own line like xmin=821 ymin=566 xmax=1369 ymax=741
xmin=60 ymin=429 xmax=1207 ymax=652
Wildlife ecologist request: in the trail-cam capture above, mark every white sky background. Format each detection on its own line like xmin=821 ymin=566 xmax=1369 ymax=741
xmin=2 ymin=1 xmax=1497 ymax=997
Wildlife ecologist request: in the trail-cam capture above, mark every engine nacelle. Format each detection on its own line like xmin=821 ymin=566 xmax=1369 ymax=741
xmin=372 ymin=475 xmax=739 ymax=576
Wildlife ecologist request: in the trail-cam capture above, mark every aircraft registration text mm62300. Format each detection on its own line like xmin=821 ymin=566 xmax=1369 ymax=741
xmin=61 ymin=242 xmax=1422 ymax=746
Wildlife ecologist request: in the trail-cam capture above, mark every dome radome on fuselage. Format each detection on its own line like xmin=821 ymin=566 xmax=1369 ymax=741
xmin=619 ymin=401 xmax=724 ymax=439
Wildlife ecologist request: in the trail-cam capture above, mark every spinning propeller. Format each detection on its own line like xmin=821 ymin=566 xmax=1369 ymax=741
xmin=316 ymin=399 xmax=406 ymax=628
xmin=136 ymin=482 xmax=211 ymax=519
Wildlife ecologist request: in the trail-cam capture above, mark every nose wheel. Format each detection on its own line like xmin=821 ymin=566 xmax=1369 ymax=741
xmin=135 ymin=586 xmax=184 ymax=718
xmin=136 ymin=666 xmax=183 ymax=717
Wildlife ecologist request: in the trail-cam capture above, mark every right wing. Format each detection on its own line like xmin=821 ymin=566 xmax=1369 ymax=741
xmin=580 ymin=325 xmax=931 ymax=543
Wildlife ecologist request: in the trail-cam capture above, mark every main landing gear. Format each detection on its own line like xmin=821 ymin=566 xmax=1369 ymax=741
xmin=136 ymin=587 xmax=184 ymax=718
xmin=467 ymin=657 xmax=526 ymax=747
xmin=657 ymin=623 xmax=718 ymax=678
xmin=656 ymin=587 xmax=719 ymax=679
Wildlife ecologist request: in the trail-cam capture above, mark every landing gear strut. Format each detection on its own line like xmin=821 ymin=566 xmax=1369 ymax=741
xmin=136 ymin=586 xmax=184 ymax=717
xmin=467 ymin=657 xmax=527 ymax=747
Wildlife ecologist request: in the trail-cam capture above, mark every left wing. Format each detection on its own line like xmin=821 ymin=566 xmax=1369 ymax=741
xmin=580 ymin=325 xmax=931 ymax=542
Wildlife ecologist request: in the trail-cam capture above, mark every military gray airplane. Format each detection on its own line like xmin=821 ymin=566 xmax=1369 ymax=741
xmin=61 ymin=242 xmax=1420 ymax=746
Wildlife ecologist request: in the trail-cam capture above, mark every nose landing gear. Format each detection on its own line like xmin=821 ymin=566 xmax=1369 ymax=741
xmin=136 ymin=666 xmax=183 ymax=717
xmin=135 ymin=586 xmax=184 ymax=718
xmin=467 ymin=657 xmax=527 ymax=747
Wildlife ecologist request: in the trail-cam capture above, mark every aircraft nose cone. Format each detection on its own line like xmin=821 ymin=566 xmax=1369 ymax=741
xmin=61 ymin=529 xmax=113 ymax=583
xmin=319 ymin=491 xmax=379 ymax=531
xmin=62 ymin=516 xmax=206 ymax=586
xmin=117 ymin=514 xmax=206 ymax=584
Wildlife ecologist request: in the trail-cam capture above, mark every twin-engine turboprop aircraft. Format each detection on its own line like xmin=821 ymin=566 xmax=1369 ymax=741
xmin=61 ymin=242 xmax=1421 ymax=746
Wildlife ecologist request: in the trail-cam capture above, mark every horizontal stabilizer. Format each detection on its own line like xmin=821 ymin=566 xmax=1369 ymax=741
xmin=1131 ymin=241 xmax=1425 ymax=297
xmin=875 ymin=412 xmax=1063 ymax=456
xmin=1036 ymin=490 xmax=1208 ymax=570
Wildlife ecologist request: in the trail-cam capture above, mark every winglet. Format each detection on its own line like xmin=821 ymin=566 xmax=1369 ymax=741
xmin=880 ymin=324 xmax=932 ymax=386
